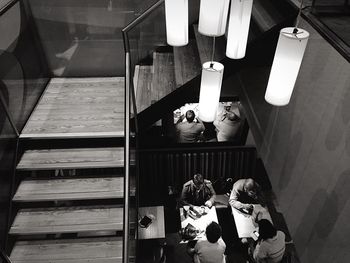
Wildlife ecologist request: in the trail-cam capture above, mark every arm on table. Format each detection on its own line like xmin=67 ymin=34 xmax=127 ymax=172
xmin=205 ymin=181 xmax=216 ymax=207
xmin=228 ymin=185 xmax=251 ymax=210
xmin=180 ymin=184 xmax=192 ymax=207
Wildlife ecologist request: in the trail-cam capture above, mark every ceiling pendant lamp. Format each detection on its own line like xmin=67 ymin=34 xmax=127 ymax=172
xmin=165 ymin=0 xmax=188 ymax=46
xmin=199 ymin=37 xmax=224 ymax=122
xmin=226 ymin=0 xmax=253 ymax=59
xmin=199 ymin=61 xmax=224 ymax=122
xmin=265 ymin=0 xmax=309 ymax=106
xmin=198 ymin=0 xmax=230 ymax=36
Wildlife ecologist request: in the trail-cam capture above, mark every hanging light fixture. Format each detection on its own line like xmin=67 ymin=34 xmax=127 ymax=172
xmin=198 ymin=0 xmax=230 ymax=36
xmin=199 ymin=38 xmax=224 ymax=122
xmin=165 ymin=0 xmax=188 ymax=46
xmin=226 ymin=0 xmax=253 ymax=59
xmin=265 ymin=0 xmax=309 ymax=106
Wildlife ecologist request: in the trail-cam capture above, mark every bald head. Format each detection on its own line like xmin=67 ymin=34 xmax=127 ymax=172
xmin=244 ymin=178 xmax=257 ymax=197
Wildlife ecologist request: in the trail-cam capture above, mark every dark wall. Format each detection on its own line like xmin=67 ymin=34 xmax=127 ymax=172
xmin=139 ymin=146 xmax=257 ymax=203
xmin=239 ymin=18 xmax=350 ymax=263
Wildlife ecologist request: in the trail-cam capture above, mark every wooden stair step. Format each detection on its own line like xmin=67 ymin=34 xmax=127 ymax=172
xmin=152 ymin=52 xmax=176 ymax=102
xmin=17 ymin=147 xmax=124 ymax=171
xmin=13 ymin=177 xmax=136 ymax=202
xmin=193 ymin=24 xmax=226 ymax=65
xmin=10 ymin=206 xmax=127 ymax=235
xmin=173 ymin=39 xmax=202 ymax=87
xmin=10 ymin=237 xmax=135 ymax=263
xmin=136 ymin=65 xmax=153 ymax=113
xmin=20 ymin=77 xmax=125 ymax=139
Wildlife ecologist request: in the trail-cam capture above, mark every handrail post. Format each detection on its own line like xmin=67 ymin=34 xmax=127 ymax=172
xmin=123 ymin=52 xmax=131 ymax=263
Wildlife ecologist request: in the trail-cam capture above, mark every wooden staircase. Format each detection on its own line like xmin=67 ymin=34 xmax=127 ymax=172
xmin=8 ymin=78 xmax=134 ymax=263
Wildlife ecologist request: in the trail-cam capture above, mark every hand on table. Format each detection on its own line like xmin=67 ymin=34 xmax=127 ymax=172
xmin=205 ymin=200 xmax=213 ymax=208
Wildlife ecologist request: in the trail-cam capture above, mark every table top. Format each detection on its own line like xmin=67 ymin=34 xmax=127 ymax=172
xmin=138 ymin=206 xmax=165 ymax=240
xmin=180 ymin=206 xmax=218 ymax=232
xmin=231 ymin=204 xmax=272 ymax=238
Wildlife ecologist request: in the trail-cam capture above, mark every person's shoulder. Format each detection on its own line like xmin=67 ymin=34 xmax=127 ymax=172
xmin=277 ymin=231 xmax=286 ymax=241
xmin=183 ymin=180 xmax=193 ymax=188
xmin=204 ymin=179 xmax=213 ymax=185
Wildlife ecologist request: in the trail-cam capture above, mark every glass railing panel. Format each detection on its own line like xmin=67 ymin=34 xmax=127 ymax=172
xmin=0 ymin=101 xmax=17 ymax=250
xmin=0 ymin=1 xmax=49 ymax=131
xmin=26 ymin=0 xmax=161 ymax=77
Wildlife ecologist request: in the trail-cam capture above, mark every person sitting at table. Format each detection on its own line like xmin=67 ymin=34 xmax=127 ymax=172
xmin=187 ymin=222 xmax=226 ymax=263
xmin=214 ymin=111 xmax=241 ymax=142
xmin=181 ymin=173 xmax=216 ymax=208
xmin=175 ymin=110 xmax=205 ymax=143
xmin=229 ymin=178 xmax=265 ymax=212
xmin=249 ymin=219 xmax=286 ymax=263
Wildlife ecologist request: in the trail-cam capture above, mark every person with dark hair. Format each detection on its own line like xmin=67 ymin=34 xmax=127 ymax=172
xmin=229 ymin=178 xmax=266 ymax=212
xmin=175 ymin=110 xmax=205 ymax=143
xmin=251 ymin=219 xmax=286 ymax=263
xmin=214 ymin=111 xmax=241 ymax=141
xmin=188 ymin=222 xmax=226 ymax=263
xmin=181 ymin=173 xmax=216 ymax=207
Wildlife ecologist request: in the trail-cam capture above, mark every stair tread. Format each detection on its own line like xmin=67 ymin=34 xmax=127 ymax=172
xmin=152 ymin=52 xmax=176 ymax=102
xmin=136 ymin=65 xmax=153 ymax=113
xmin=193 ymin=24 xmax=226 ymax=65
xmin=10 ymin=237 xmax=134 ymax=263
xmin=173 ymin=39 xmax=202 ymax=87
xmin=17 ymin=147 xmax=124 ymax=170
xmin=10 ymin=206 xmax=127 ymax=235
xmin=20 ymin=77 xmax=125 ymax=139
xmin=13 ymin=177 xmax=135 ymax=202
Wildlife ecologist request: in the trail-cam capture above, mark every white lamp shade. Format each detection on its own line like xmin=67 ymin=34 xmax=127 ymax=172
xmin=198 ymin=0 xmax=230 ymax=37
xmin=265 ymin=27 xmax=309 ymax=106
xmin=165 ymin=0 xmax=188 ymax=46
xmin=199 ymin=62 xmax=224 ymax=122
xmin=226 ymin=0 xmax=253 ymax=59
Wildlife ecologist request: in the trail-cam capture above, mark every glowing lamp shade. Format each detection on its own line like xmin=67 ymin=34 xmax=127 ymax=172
xmin=198 ymin=0 xmax=230 ymax=37
xmin=165 ymin=0 xmax=188 ymax=46
xmin=199 ymin=62 xmax=224 ymax=122
xmin=265 ymin=27 xmax=309 ymax=106
xmin=226 ymin=0 xmax=253 ymax=59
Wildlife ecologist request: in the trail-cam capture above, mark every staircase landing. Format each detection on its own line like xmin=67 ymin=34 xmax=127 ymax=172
xmin=20 ymin=77 xmax=125 ymax=139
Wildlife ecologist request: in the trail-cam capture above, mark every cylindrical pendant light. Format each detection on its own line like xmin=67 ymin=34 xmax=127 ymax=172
xmin=198 ymin=0 xmax=230 ymax=37
xmin=226 ymin=0 xmax=253 ymax=59
xmin=265 ymin=27 xmax=309 ymax=106
xmin=199 ymin=62 xmax=224 ymax=122
xmin=165 ymin=0 xmax=188 ymax=46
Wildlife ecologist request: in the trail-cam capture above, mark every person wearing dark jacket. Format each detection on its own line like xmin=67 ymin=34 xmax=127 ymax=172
xmin=181 ymin=174 xmax=216 ymax=207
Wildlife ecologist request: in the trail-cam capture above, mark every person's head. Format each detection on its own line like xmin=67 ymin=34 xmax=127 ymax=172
xmin=227 ymin=111 xmax=240 ymax=122
xmin=185 ymin=110 xmax=195 ymax=123
xmin=206 ymin=222 xmax=222 ymax=243
xmin=193 ymin=173 xmax=204 ymax=188
xmin=243 ymin=178 xmax=257 ymax=197
xmin=258 ymin=219 xmax=277 ymax=240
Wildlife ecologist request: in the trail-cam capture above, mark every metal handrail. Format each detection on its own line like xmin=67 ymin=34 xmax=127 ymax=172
xmin=121 ymin=1 xmax=165 ymax=263
xmin=0 ymin=250 xmax=12 ymax=263
xmin=0 ymin=0 xmax=19 ymax=16
xmin=122 ymin=0 xmax=164 ymax=52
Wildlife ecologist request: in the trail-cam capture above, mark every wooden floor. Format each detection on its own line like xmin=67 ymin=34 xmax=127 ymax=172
xmin=20 ymin=77 xmax=125 ymax=139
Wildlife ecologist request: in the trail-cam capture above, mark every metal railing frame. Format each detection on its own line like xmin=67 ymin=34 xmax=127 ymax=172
xmin=121 ymin=1 xmax=165 ymax=262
